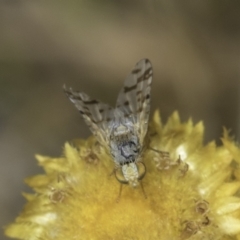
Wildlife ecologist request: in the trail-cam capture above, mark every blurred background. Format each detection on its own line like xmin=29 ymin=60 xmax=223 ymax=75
xmin=1 ymin=1 xmax=240 ymax=239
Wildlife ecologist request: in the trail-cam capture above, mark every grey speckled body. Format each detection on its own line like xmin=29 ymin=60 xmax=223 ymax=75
xmin=64 ymin=59 xmax=153 ymax=187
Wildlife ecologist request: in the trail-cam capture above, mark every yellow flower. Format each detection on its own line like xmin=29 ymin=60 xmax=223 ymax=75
xmin=5 ymin=110 xmax=240 ymax=240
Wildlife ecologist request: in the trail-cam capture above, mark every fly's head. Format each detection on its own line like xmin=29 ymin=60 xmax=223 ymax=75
xmin=115 ymin=162 xmax=146 ymax=187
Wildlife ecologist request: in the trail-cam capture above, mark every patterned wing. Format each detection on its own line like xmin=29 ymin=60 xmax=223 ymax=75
xmin=116 ymin=59 xmax=153 ymax=144
xmin=64 ymin=86 xmax=114 ymax=147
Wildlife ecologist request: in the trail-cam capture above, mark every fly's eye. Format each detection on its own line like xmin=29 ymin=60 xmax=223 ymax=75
xmin=115 ymin=168 xmax=128 ymax=184
xmin=137 ymin=162 xmax=146 ymax=180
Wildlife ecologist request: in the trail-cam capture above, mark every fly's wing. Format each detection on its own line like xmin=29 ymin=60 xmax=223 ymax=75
xmin=64 ymin=86 xmax=114 ymax=148
xmin=116 ymin=59 xmax=152 ymax=145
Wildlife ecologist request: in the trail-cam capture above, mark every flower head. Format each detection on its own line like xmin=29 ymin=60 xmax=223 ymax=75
xmin=5 ymin=111 xmax=240 ymax=240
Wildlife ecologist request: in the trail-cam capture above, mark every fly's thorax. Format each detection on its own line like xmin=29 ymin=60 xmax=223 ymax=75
xmin=109 ymin=130 xmax=140 ymax=165
xmin=110 ymin=123 xmax=141 ymax=159
xmin=115 ymin=162 xmax=146 ymax=187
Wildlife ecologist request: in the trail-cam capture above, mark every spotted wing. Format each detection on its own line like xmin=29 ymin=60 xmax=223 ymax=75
xmin=64 ymin=86 xmax=114 ymax=147
xmin=116 ymin=59 xmax=152 ymax=144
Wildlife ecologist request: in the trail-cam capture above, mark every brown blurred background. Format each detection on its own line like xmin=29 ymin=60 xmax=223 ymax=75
xmin=1 ymin=1 xmax=240 ymax=239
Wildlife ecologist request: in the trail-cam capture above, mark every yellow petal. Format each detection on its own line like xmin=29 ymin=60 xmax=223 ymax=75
xmin=213 ymin=196 xmax=240 ymax=215
xmin=217 ymin=215 xmax=240 ymax=235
